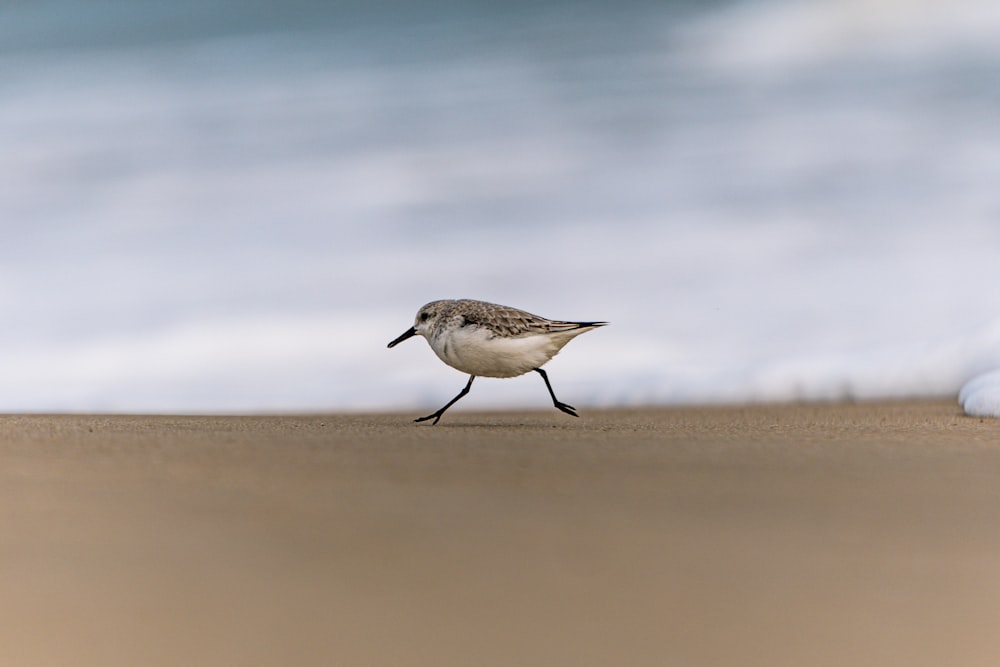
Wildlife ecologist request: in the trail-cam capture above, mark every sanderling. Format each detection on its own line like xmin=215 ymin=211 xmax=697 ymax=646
xmin=387 ymin=299 xmax=607 ymax=424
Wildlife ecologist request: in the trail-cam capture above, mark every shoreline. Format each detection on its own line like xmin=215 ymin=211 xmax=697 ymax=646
xmin=1 ymin=400 xmax=997 ymax=666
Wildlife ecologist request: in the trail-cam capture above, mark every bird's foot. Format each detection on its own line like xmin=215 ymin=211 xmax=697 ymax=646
xmin=554 ymin=401 xmax=578 ymax=418
xmin=414 ymin=412 xmax=443 ymax=425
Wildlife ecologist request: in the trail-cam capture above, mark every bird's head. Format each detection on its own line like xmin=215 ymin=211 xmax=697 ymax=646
xmin=387 ymin=300 xmax=451 ymax=348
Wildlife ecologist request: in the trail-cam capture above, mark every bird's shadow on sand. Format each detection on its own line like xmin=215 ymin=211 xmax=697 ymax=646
xmin=415 ymin=419 xmax=582 ymax=430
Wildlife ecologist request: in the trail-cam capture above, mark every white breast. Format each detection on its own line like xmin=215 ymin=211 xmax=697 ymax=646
xmin=428 ymin=327 xmax=562 ymax=378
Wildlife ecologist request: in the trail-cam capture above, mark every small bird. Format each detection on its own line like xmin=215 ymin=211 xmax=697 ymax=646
xmin=387 ymin=299 xmax=607 ymax=424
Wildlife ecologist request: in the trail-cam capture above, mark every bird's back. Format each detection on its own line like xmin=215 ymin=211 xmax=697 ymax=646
xmin=439 ymin=299 xmax=605 ymax=338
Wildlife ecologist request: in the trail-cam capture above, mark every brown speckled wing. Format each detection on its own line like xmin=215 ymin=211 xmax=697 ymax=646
xmin=456 ymin=300 xmax=605 ymax=338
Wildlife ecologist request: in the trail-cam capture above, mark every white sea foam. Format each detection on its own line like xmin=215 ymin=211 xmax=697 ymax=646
xmin=959 ymin=369 xmax=1000 ymax=418
xmin=683 ymin=0 xmax=1000 ymax=74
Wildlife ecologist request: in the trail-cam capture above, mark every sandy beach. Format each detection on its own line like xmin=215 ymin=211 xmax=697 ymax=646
xmin=1 ymin=401 xmax=998 ymax=666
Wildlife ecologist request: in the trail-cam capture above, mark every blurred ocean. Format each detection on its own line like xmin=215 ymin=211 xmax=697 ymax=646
xmin=3 ymin=0 xmax=1000 ymax=412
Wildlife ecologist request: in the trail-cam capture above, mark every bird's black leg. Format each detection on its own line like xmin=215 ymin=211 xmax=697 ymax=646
xmin=534 ymin=368 xmax=578 ymax=417
xmin=415 ymin=375 xmax=476 ymax=425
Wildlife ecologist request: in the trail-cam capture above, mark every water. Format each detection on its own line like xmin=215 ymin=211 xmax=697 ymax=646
xmin=3 ymin=0 xmax=1000 ymax=412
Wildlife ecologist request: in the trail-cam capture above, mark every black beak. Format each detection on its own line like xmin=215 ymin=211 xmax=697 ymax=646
xmin=387 ymin=327 xmax=417 ymax=348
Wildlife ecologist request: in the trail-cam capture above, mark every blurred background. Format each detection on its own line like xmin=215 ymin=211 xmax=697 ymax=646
xmin=3 ymin=0 xmax=1000 ymax=413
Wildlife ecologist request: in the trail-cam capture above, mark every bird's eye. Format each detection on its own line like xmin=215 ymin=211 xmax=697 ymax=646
xmin=420 ymin=312 xmax=430 ymax=322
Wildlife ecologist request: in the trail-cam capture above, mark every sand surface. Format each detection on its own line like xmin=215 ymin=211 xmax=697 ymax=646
xmin=1 ymin=401 xmax=998 ymax=666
